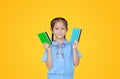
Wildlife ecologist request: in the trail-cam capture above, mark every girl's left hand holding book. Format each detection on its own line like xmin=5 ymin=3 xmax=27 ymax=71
xmin=72 ymin=40 xmax=78 ymax=49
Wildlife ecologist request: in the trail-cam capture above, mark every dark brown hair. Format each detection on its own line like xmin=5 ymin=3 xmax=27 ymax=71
xmin=50 ymin=17 xmax=68 ymax=41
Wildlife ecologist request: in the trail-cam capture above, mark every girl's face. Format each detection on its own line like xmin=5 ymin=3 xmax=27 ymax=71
xmin=52 ymin=21 xmax=67 ymax=40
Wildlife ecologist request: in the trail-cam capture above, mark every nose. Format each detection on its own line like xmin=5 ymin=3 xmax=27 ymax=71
xmin=58 ymin=28 xmax=62 ymax=33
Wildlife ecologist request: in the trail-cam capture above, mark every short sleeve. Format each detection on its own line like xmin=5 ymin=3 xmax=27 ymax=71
xmin=42 ymin=50 xmax=48 ymax=62
xmin=77 ymin=49 xmax=82 ymax=58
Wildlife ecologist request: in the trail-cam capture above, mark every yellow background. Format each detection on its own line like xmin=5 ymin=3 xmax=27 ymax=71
xmin=0 ymin=0 xmax=120 ymax=79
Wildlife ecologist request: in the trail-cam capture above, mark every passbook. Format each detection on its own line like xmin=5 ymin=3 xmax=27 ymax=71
xmin=38 ymin=32 xmax=52 ymax=45
xmin=70 ymin=28 xmax=82 ymax=43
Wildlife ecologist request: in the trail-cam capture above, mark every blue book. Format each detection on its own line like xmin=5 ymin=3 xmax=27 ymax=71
xmin=70 ymin=28 xmax=82 ymax=43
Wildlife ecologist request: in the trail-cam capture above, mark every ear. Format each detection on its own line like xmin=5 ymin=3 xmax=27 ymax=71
xmin=50 ymin=28 xmax=53 ymax=33
xmin=66 ymin=28 xmax=68 ymax=31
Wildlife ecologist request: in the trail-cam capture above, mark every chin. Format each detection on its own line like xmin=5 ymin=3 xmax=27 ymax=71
xmin=56 ymin=36 xmax=64 ymax=39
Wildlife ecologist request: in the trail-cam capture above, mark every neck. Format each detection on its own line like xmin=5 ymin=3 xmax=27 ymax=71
xmin=56 ymin=38 xmax=65 ymax=43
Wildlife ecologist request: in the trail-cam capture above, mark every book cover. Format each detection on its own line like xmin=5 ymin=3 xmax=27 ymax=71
xmin=70 ymin=28 xmax=82 ymax=43
xmin=38 ymin=32 xmax=52 ymax=45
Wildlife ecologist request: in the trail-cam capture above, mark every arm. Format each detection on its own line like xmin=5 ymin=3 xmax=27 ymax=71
xmin=43 ymin=43 xmax=52 ymax=69
xmin=73 ymin=48 xmax=80 ymax=66
xmin=72 ymin=40 xmax=80 ymax=66
xmin=46 ymin=49 xmax=52 ymax=69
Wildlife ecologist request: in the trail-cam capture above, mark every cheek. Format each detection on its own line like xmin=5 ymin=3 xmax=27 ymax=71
xmin=53 ymin=30 xmax=58 ymax=35
xmin=63 ymin=30 xmax=67 ymax=34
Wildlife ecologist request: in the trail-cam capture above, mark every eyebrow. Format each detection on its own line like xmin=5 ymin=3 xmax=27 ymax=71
xmin=54 ymin=26 xmax=65 ymax=28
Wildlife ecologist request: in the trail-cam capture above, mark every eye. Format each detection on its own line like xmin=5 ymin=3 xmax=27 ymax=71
xmin=62 ymin=28 xmax=64 ymax=30
xmin=55 ymin=28 xmax=58 ymax=30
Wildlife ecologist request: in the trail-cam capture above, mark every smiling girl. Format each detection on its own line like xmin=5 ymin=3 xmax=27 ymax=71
xmin=42 ymin=17 xmax=82 ymax=79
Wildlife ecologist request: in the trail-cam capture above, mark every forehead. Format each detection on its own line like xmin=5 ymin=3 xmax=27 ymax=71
xmin=54 ymin=21 xmax=66 ymax=28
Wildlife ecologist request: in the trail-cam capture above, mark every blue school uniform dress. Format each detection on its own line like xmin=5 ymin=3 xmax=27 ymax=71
xmin=42 ymin=40 xmax=82 ymax=79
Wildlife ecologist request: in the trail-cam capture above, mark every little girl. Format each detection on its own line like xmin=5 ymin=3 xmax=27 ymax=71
xmin=42 ymin=17 xmax=82 ymax=79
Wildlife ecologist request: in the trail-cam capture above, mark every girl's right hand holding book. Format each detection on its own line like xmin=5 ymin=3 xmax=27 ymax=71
xmin=43 ymin=43 xmax=51 ymax=52
xmin=43 ymin=43 xmax=52 ymax=69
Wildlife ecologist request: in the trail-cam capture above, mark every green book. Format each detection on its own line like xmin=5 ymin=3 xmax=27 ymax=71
xmin=38 ymin=32 xmax=52 ymax=45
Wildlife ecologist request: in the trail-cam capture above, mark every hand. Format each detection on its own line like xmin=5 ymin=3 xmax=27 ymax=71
xmin=72 ymin=40 xmax=78 ymax=49
xmin=43 ymin=43 xmax=51 ymax=51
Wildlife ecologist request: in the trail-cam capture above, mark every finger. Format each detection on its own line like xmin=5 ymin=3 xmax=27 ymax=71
xmin=43 ymin=42 xmax=47 ymax=46
xmin=46 ymin=43 xmax=50 ymax=47
xmin=74 ymin=40 xmax=78 ymax=43
xmin=76 ymin=41 xmax=78 ymax=45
